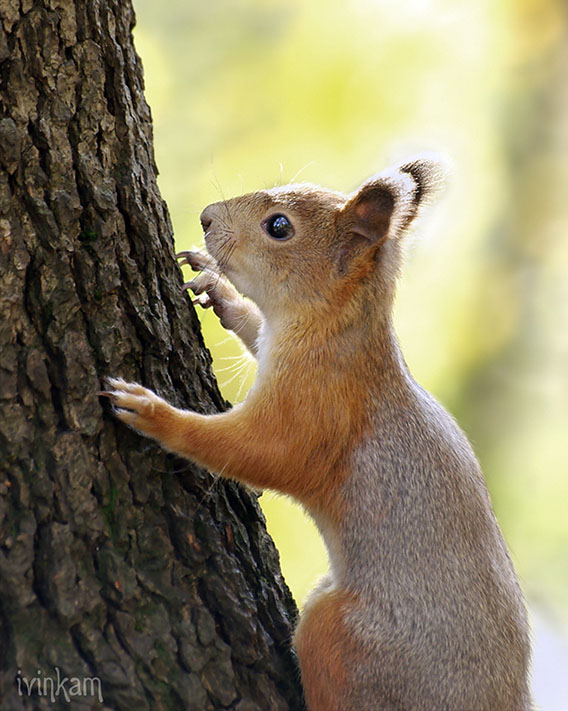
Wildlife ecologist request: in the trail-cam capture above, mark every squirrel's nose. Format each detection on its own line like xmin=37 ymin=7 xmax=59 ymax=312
xmin=200 ymin=207 xmax=213 ymax=234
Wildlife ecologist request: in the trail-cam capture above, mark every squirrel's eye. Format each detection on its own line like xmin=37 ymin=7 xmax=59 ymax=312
xmin=263 ymin=214 xmax=294 ymax=241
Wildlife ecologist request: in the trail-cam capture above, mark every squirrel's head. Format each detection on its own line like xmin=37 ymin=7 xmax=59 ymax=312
xmin=200 ymin=157 xmax=445 ymax=324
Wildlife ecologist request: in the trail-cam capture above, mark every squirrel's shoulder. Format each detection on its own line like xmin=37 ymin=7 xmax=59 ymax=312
xmin=344 ymin=372 xmax=488 ymax=516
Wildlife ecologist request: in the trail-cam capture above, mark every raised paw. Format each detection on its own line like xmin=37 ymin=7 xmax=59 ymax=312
xmin=177 ymin=249 xmax=263 ymax=355
xmin=177 ymin=250 xmax=246 ymax=329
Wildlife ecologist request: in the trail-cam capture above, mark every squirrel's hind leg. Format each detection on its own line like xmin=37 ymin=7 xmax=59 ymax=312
xmin=294 ymin=586 xmax=363 ymax=711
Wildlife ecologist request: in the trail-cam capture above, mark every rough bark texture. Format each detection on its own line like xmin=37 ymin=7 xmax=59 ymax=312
xmin=0 ymin=1 xmax=303 ymax=709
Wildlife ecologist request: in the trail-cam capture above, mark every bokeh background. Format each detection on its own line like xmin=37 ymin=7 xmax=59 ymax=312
xmin=132 ymin=0 xmax=568 ymax=706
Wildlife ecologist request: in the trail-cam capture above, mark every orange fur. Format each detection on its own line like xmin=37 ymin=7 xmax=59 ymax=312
xmin=108 ymin=314 xmax=372 ymax=522
xmin=294 ymin=588 xmax=361 ymax=711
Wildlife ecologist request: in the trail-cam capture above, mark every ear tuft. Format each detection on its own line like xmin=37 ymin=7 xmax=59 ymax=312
xmin=383 ymin=154 xmax=447 ymax=235
xmin=398 ymin=155 xmax=447 ymax=206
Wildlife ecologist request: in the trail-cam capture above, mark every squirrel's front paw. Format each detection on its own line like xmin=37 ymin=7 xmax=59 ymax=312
xmin=177 ymin=249 xmax=246 ymax=331
xmin=177 ymin=249 xmax=219 ymax=307
xmin=101 ymin=378 xmax=168 ymax=437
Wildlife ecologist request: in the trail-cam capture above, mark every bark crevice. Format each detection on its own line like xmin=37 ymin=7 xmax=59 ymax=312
xmin=0 ymin=1 xmax=303 ymax=709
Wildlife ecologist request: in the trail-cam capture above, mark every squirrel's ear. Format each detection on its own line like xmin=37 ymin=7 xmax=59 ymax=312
xmin=336 ymin=156 xmax=446 ymax=274
xmin=339 ymin=183 xmax=395 ymax=245
xmin=335 ymin=182 xmax=396 ymax=275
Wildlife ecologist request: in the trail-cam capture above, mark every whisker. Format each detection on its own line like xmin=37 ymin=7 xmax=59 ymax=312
xmin=220 ymin=363 xmax=254 ymax=391
xmin=213 ymin=212 xmax=234 ymax=233
xmin=215 ymin=347 xmax=252 ymax=368
xmin=235 ymin=359 xmax=255 ymax=401
xmin=209 ymin=163 xmax=227 ymax=202
xmin=219 ymin=352 xmax=254 ymax=362
xmin=217 ymin=239 xmax=237 ymax=273
xmin=193 ymin=473 xmax=222 ymax=514
xmin=209 ymin=161 xmax=234 ymax=224
xmin=216 ymin=350 xmax=254 ymax=373
xmin=290 ymin=161 xmax=315 ymax=184
xmin=222 ymin=199 xmax=233 ymax=225
xmin=215 ymin=334 xmax=239 ymax=347
xmin=216 ymin=360 xmax=252 ymax=380
xmin=232 ymin=309 xmax=255 ymax=332
xmin=216 ymin=354 xmax=251 ymax=364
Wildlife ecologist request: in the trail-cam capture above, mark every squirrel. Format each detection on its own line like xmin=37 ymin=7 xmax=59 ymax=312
xmin=102 ymin=158 xmax=532 ymax=711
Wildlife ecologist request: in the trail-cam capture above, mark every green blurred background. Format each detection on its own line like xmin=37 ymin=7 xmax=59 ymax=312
xmin=132 ymin=0 xmax=568 ymax=703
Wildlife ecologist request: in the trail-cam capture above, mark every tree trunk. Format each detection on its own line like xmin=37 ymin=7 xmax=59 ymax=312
xmin=0 ymin=1 xmax=303 ymax=709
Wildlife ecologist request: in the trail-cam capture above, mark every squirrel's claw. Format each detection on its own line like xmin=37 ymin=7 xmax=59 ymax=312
xmin=99 ymin=377 xmax=167 ymax=434
xmin=181 ymin=279 xmax=198 ymax=294
xmin=176 ymin=249 xmax=216 ymax=273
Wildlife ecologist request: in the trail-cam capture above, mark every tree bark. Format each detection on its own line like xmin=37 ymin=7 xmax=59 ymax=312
xmin=0 ymin=1 xmax=303 ymax=709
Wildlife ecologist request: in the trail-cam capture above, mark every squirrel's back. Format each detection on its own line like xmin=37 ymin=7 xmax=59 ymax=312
xmin=334 ymin=370 xmax=532 ymax=710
